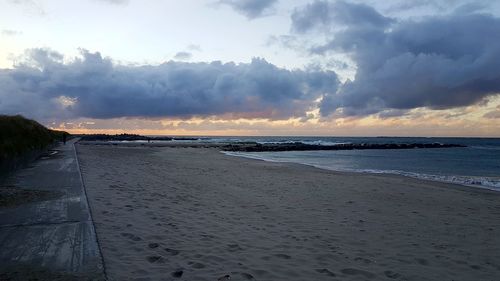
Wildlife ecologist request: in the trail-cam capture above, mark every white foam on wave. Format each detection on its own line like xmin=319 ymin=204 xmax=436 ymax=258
xmin=355 ymin=169 xmax=500 ymax=191
xmin=222 ymin=151 xmax=500 ymax=191
xmin=470 ymin=145 xmax=500 ymax=150
xmin=222 ymin=151 xmax=283 ymax=162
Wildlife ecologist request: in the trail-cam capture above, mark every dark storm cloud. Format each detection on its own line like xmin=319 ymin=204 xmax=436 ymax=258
xmin=0 ymin=48 xmax=339 ymax=121
xmin=385 ymin=0 xmax=490 ymax=14
xmin=291 ymin=0 xmax=392 ymax=33
xmin=219 ymin=0 xmax=278 ymax=19
xmin=291 ymin=1 xmax=500 ymax=116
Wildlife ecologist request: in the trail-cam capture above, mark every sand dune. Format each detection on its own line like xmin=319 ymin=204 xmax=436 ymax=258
xmin=77 ymin=144 xmax=500 ymax=281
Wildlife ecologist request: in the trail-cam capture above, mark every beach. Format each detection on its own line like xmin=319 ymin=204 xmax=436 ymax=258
xmin=76 ymin=143 xmax=500 ymax=281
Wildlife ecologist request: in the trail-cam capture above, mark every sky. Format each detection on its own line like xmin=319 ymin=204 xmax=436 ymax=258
xmin=1 ymin=0 xmax=500 ymax=137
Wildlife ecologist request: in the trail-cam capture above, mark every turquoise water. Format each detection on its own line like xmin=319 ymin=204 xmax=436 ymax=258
xmin=213 ymin=137 xmax=500 ymax=190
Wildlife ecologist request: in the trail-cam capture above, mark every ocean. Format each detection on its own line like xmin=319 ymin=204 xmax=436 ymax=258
xmin=202 ymin=137 xmax=500 ymax=191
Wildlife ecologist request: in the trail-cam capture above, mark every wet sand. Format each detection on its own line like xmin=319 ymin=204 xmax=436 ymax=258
xmin=76 ymin=144 xmax=500 ymax=281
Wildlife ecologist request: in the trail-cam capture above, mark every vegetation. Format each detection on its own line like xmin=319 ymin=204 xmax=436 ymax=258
xmin=0 ymin=115 xmax=69 ymax=161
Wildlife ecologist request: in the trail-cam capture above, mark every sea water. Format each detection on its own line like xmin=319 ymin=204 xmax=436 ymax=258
xmin=209 ymin=137 xmax=500 ymax=191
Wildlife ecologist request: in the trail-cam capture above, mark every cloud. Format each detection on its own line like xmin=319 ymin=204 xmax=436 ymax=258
xmin=94 ymin=0 xmax=129 ymax=5
xmin=174 ymin=45 xmax=202 ymax=61
xmin=0 ymin=48 xmax=339 ymax=121
xmin=384 ymin=0 xmax=490 ymax=14
xmin=291 ymin=0 xmax=392 ymax=33
xmin=173 ymin=51 xmax=192 ymax=61
xmin=187 ymin=44 xmax=202 ymax=52
xmin=291 ymin=1 xmax=500 ymax=117
xmin=8 ymin=0 xmax=45 ymax=15
xmin=377 ymin=109 xmax=409 ymax=119
xmin=267 ymin=35 xmax=304 ymax=51
xmin=1 ymin=29 xmax=21 ymax=36
xmin=218 ymin=0 xmax=278 ymax=19
xmin=484 ymin=106 xmax=500 ymax=119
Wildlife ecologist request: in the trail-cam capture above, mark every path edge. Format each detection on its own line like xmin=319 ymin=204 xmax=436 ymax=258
xmin=73 ymin=140 xmax=108 ymax=280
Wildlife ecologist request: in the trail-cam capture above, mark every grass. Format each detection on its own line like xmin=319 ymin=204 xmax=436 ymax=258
xmin=0 ymin=115 xmax=69 ymax=161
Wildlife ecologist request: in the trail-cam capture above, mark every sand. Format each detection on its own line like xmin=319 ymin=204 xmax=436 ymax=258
xmin=76 ymin=144 xmax=500 ymax=281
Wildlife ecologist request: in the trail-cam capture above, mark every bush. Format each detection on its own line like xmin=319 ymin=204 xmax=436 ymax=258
xmin=0 ymin=115 xmax=69 ymax=160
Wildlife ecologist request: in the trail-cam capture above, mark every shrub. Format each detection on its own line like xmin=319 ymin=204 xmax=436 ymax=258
xmin=0 ymin=115 xmax=69 ymax=160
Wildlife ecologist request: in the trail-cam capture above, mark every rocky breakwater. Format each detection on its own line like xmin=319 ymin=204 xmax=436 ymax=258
xmin=79 ymin=133 xmax=199 ymax=142
xmin=222 ymin=142 xmax=466 ymax=152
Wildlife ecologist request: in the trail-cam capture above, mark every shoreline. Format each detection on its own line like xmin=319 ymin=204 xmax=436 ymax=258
xmin=79 ymin=141 xmax=499 ymax=192
xmin=221 ymin=151 xmax=500 ymax=192
xmin=77 ymin=143 xmax=500 ymax=280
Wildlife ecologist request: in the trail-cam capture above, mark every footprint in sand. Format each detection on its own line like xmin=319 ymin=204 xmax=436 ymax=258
xmin=217 ymin=274 xmax=230 ymax=281
xmin=274 ymin=254 xmax=292 ymax=259
xmin=316 ymin=268 xmax=336 ymax=277
xmin=470 ymin=265 xmax=481 ymax=270
xmin=416 ymin=258 xmax=429 ymax=265
xmin=227 ymin=244 xmax=243 ymax=252
xmin=165 ymin=248 xmax=180 ymax=255
xmin=341 ymin=268 xmax=375 ymax=279
xmin=171 ymin=270 xmax=183 ymax=278
xmin=226 ymin=272 xmax=255 ymax=280
xmin=384 ymin=270 xmax=401 ymax=279
xmin=147 ymin=255 xmax=164 ymax=263
xmin=354 ymin=257 xmax=373 ymax=264
xmin=240 ymin=272 xmax=255 ymax=280
xmin=190 ymin=262 xmax=205 ymax=269
xmin=148 ymin=243 xmax=160 ymax=249
xmin=120 ymin=232 xmax=142 ymax=241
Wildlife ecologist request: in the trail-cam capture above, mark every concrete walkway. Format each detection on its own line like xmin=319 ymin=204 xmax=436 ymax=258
xmin=0 ymin=139 xmax=105 ymax=280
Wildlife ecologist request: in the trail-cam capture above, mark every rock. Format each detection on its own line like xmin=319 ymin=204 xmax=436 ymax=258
xmin=222 ymin=142 xmax=465 ymax=152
